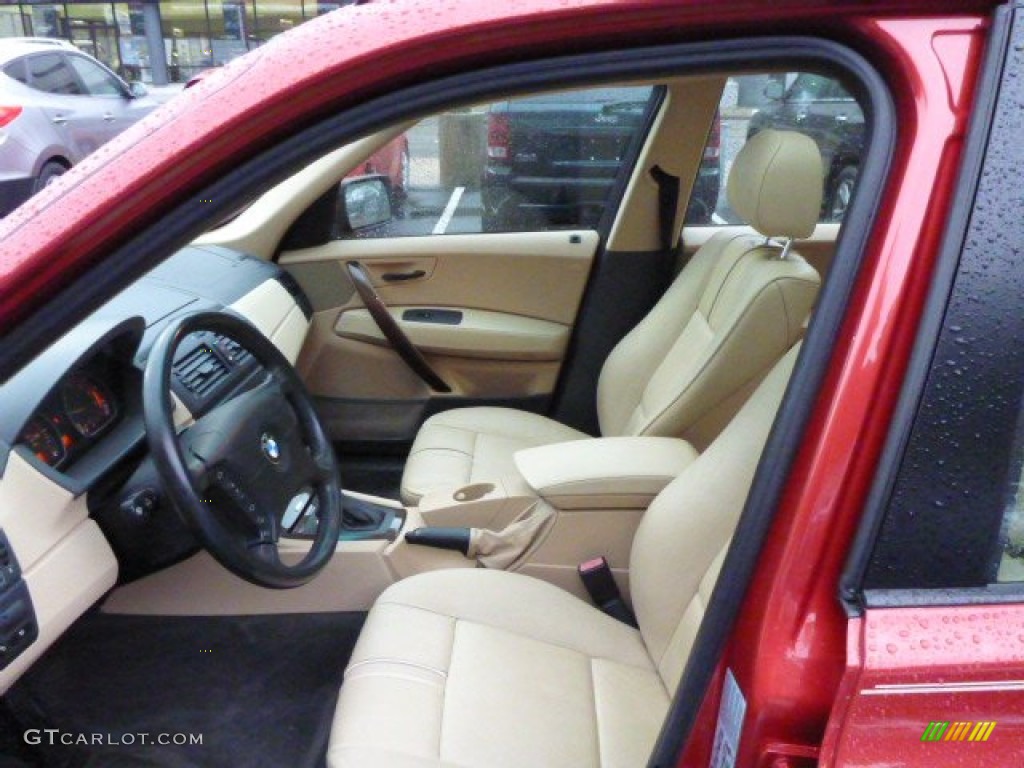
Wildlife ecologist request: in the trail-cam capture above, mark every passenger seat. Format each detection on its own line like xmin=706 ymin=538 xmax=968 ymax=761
xmin=401 ymin=129 xmax=823 ymax=504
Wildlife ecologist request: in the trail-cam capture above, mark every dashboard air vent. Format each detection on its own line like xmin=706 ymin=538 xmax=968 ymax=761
xmin=174 ymin=345 xmax=229 ymax=397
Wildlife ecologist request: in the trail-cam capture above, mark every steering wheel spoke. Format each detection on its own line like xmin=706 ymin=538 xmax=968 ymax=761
xmin=144 ymin=311 xmax=343 ymax=589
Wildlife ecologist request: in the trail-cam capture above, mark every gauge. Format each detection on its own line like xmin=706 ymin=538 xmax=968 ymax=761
xmin=61 ymin=373 xmax=117 ymax=437
xmin=19 ymin=416 xmax=65 ymax=467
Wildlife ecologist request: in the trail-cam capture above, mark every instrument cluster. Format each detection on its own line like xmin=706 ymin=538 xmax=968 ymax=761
xmin=17 ymin=366 xmax=120 ymax=471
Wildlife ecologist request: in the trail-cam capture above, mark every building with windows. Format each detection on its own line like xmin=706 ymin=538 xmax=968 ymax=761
xmin=0 ymin=1 xmax=354 ymax=85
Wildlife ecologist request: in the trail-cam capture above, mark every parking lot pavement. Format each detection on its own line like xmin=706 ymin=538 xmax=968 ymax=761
xmin=388 ymin=187 xmax=482 ymax=237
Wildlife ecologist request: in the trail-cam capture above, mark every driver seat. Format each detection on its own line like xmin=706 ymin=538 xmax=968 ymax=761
xmin=327 ymin=343 xmax=801 ymax=767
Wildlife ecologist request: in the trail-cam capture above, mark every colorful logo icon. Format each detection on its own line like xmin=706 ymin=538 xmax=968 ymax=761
xmin=921 ymin=721 xmax=996 ymax=742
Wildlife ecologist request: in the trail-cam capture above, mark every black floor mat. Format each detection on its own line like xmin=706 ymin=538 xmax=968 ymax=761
xmin=4 ymin=612 xmax=365 ymax=768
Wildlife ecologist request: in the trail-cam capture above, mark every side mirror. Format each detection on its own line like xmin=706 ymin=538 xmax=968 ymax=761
xmin=338 ymin=175 xmax=393 ymax=233
xmin=763 ymin=81 xmax=784 ymax=101
xmin=128 ymin=81 xmax=149 ymax=99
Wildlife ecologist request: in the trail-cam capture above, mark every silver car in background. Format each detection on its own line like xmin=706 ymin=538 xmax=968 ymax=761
xmin=0 ymin=38 xmax=157 ymax=216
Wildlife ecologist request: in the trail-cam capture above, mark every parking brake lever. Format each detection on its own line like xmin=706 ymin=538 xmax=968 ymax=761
xmin=405 ymin=526 xmax=470 ymax=555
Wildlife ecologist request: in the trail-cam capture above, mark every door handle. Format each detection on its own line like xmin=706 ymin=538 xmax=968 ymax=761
xmin=381 ymin=270 xmax=426 ymax=282
xmin=346 ymin=261 xmax=451 ymax=393
xmin=51 ymin=115 xmax=67 ymax=125
xmin=834 ymin=113 xmax=848 ymax=123
xmin=103 ymin=113 xmax=115 ymax=122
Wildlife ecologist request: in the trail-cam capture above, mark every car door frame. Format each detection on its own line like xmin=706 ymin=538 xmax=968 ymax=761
xmin=822 ymin=5 xmax=1024 ymax=766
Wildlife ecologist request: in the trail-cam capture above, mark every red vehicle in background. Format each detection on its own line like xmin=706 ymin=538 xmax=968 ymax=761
xmin=0 ymin=2 xmax=1023 ymax=767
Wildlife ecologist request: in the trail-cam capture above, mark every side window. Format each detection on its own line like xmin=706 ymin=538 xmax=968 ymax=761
xmin=26 ymin=53 xmax=82 ymax=96
xmin=338 ymin=85 xmax=657 ymax=239
xmin=685 ymin=72 xmax=865 ymax=226
xmin=3 ymin=58 xmax=27 ymax=85
xmin=66 ymin=55 xmax=124 ymax=98
xmin=998 ymin=419 xmax=1024 ymax=581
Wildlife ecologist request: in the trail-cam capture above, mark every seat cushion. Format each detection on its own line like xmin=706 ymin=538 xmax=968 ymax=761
xmin=328 ymin=569 xmax=669 ymax=768
xmin=400 ymin=407 xmax=589 ymax=504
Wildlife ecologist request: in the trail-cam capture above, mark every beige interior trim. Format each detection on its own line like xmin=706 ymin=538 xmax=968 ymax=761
xmin=102 ymin=541 xmax=394 ymax=616
xmin=514 ymin=437 xmax=698 ymax=510
xmin=102 ymin=496 xmax=473 ymax=616
xmin=171 ymin=391 xmax=195 ymax=432
xmin=419 ymin=479 xmax=536 ymax=530
xmin=194 ymin=123 xmax=413 ymax=260
xmin=683 ymin=222 xmax=841 ymax=249
xmin=0 ymin=521 xmax=117 ymax=694
xmin=281 ymin=230 xmax=597 ymax=270
xmin=607 ymin=76 xmax=727 ymax=252
xmin=335 ymin=307 xmax=569 ymax=362
xmin=0 ymin=452 xmax=89 ymax=570
xmin=0 ymin=452 xmax=118 ymax=692
xmin=281 ymin=230 xmax=597 ymax=325
xmin=229 ymin=278 xmax=310 ymax=364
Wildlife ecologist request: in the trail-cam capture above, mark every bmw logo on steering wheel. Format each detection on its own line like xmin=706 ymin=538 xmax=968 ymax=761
xmin=261 ymin=432 xmax=281 ymax=464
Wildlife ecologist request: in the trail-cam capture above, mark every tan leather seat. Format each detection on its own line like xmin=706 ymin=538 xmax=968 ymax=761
xmin=328 ymin=343 xmax=800 ymax=767
xmin=401 ymin=129 xmax=822 ymax=504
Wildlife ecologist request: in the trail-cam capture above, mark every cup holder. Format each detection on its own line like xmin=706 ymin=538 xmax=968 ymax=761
xmin=453 ymin=483 xmax=495 ymax=502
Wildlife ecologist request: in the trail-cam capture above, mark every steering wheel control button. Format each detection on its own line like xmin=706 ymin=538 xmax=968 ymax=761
xmin=260 ymin=432 xmax=281 ymax=464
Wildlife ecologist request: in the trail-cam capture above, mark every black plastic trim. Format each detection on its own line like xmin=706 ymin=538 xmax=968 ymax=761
xmin=275 ymin=272 xmax=313 ymax=320
xmin=0 ymin=317 xmax=145 ymax=493
xmin=863 ymin=583 xmax=1024 ymax=609
xmin=278 ymin=185 xmax=338 ymax=252
xmin=839 ymin=4 xmax=1013 ymax=614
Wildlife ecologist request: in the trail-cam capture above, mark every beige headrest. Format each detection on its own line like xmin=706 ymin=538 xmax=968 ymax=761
xmin=727 ymin=129 xmax=823 ymax=240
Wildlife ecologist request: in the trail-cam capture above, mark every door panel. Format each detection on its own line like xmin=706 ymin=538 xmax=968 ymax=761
xmin=279 ymin=230 xmax=598 ymax=442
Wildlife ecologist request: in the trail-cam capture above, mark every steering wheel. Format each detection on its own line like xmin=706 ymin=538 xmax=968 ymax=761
xmin=143 ymin=311 xmax=343 ymax=588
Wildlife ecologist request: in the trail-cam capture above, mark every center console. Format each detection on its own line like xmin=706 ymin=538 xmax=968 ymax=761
xmin=401 ymin=436 xmax=698 ymax=600
xmin=103 ymin=437 xmax=697 ymax=616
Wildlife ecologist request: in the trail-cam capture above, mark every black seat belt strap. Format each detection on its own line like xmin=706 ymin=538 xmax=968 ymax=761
xmin=649 ymin=164 xmax=681 ymax=255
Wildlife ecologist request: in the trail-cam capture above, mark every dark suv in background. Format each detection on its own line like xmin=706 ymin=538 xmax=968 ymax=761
xmin=747 ymin=72 xmax=864 ymax=221
xmin=482 ymin=86 xmax=720 ymax=231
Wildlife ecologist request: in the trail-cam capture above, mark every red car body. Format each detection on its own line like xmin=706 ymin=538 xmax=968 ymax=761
xmin=0 ymin=1 xmax=1019 ymax=766
xmin=187 ymin=66 xmax=409 ymax=198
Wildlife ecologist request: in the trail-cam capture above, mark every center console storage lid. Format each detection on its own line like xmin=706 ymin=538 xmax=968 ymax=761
xmin=514 ymin=436 xmax=698 ymax=510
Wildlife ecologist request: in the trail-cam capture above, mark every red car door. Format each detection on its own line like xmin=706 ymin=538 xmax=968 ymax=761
xmin=822 ymin=5 xmax=1024 ymax=764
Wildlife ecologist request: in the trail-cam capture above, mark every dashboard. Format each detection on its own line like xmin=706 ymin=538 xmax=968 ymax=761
xmin=0 ymin=244 xmax=312 ymax=690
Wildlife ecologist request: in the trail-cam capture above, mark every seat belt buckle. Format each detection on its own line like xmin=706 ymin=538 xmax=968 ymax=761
xmin=578 ymin=557 xmax=637 ymax=627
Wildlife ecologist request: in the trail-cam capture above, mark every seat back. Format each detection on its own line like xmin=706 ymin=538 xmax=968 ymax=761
xmin=629 ymin=341 xmax=800 ymax=694
xmin=596 ymin=129 xmax=822 ymax=449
